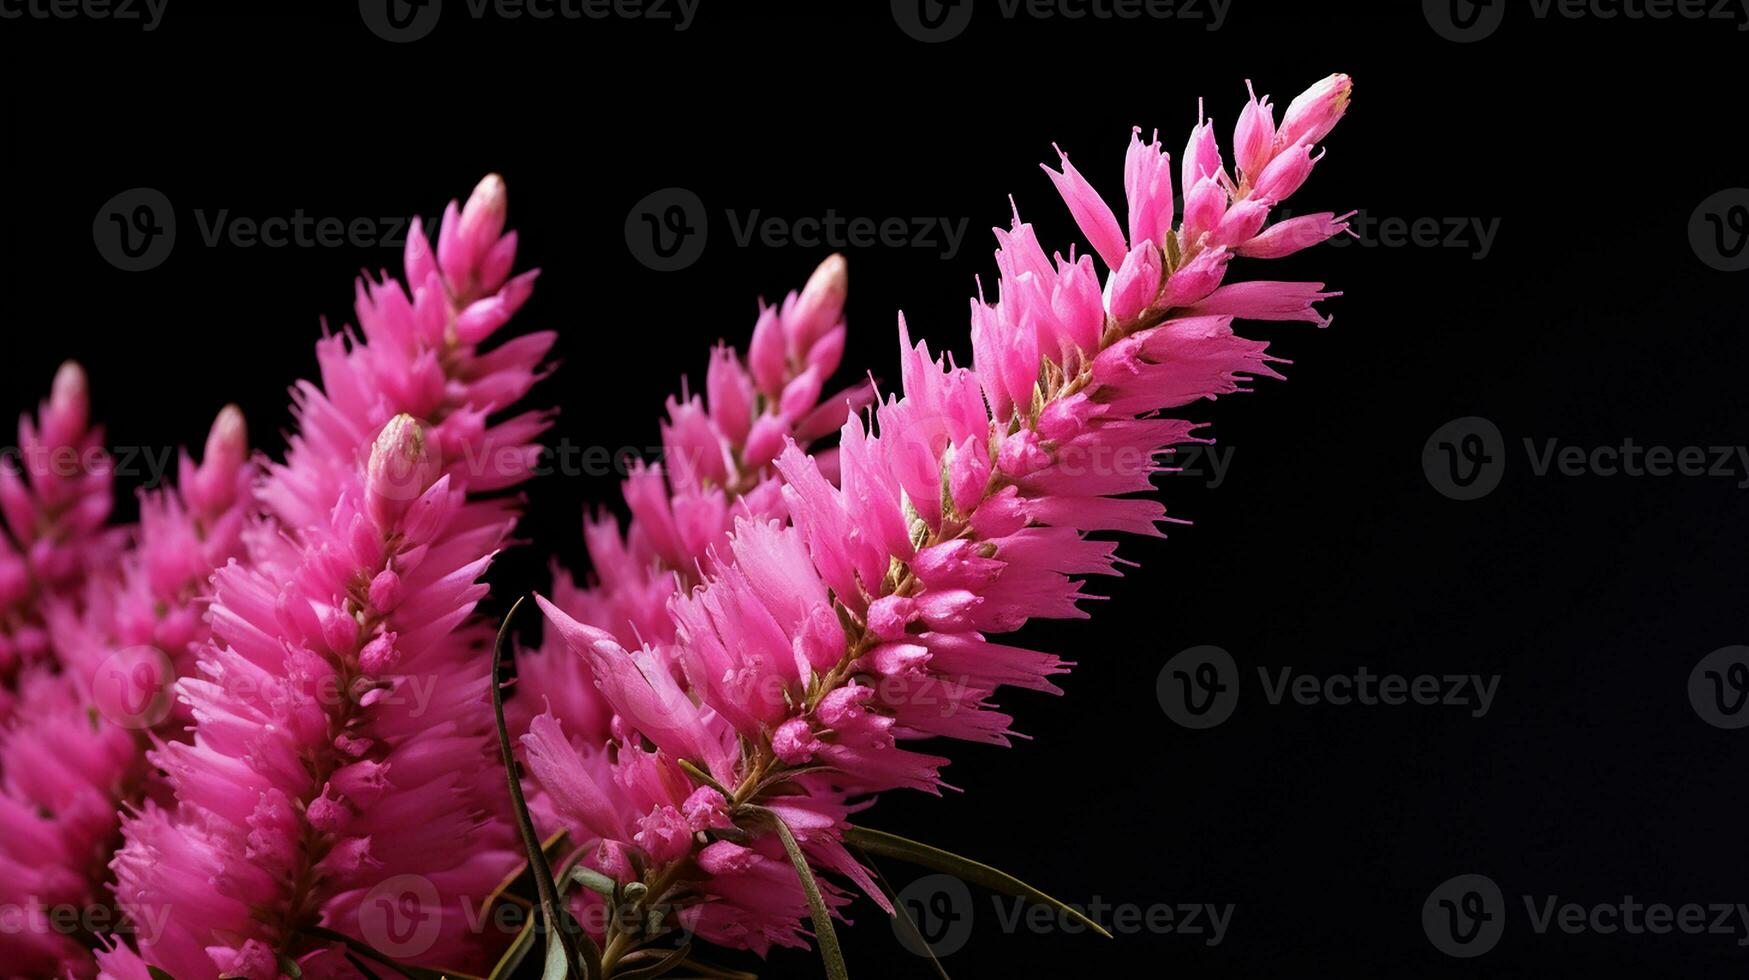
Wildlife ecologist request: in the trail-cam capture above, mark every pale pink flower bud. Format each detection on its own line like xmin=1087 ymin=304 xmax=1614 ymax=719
xmin=1159 ymin=245 xmax=1231 ymax=309
xmin=682 ymin=786 xmax=732 ymax=831
xmin=358 ymin=631 xmax=399 ymax=674
xmin=403 ymin=215 xmax=438 ymax=287
xmin=706 ymin=344 xmax=755 ymax=443
xmin=522 ymin=712 xmax=625 ymax=842
xmin=45 ymin=360 xmax=89 ymax=447
xmin=1208 ymin=198 xmax=1274 ymax=250
xmin=699 ymin=840 xmax=757 ymax=876
xmin=368 ymin=568 xmax=402 ymax=610
xmin=788 ymin=253 xmax=848 ymax=354
xmin=1238 ymin=212 xmax=1354 ymax=259
xmin=1124 ymin=128 xmax=1175 ymax=253
xmin=365 ymin=414 xmax=437 ymax=530
xmin=634 ymin=805 xmax=692 ymax=865
xmin=747 ymin=304 xmax=787 ymax=396
xmin=1234 ymin=80 xmax=1277 ymax=179
xmin=187 ymin=404 xmax=247 ymax=513
xmin=866 ymin=595 xmax=916 ymax=641
xmin=1181 ymin=110 xmax=1224 ymax=195
xmin=438 ymin=173 xmax=508 ymax=292
xmin=1180 ymin=175 xmax=1229 ymax=246
xmin=1109 ymin=242 xmax=1163 ymax=323
xmin=1277 ymin=73 xmax=1352 ymax=149
xmin=1250 ymin=141 xmax=1321 ymax=204
xmin=1050 ymin=253 xmax=1105 ymax=353
xmin=1043 ymin=146 xmax=1128 ymax=270
xmin=772 ymin=717 xmax=822 ymax=764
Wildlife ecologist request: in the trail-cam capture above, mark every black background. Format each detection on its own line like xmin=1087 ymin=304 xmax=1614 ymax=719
xmin=4 ymin=2 xmax=1747 ymax=976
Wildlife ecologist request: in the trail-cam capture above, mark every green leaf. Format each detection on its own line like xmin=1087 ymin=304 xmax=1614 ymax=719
xmin=843 ymin=826 xmax=1113 ymax=940
xmin=676 ymin=758 xmax=729 ymax=797
xmin=278 ymin=955 xmax=304 ymax=979
xmin=489 ymin=842 xmax=596 ymax=980
xmin=853 ymin=847 xmax=950 ymax=980
xmin=487 ymin=916 xmax=539 ymax=980
xmin=491 ymin=598 xmax=602 ymax=979
xmin=611 ymin=942 xmax=693 ymax=980
xmin=148 ymin=969 xmax=177 ymax=980
xmin=744 ymin=805 xmax=848 ymax=980
xmin=542 ymin=929 xmax=571 ymax=980
xmin=567 ymin=865 xmax=619 ymax=898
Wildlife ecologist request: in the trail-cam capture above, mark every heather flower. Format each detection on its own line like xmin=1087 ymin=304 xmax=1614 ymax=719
xmin=0 ymin=403 xmax=255 ymax=979
xmin=509 ymin=254 xmax=864 ymax=750
xmin=104 ymin=176 xmax=550 ymax=979
xmin=526 ymin=73 xmax=1352 ymax=971
xmin=0 ymin=362 xmax=119 ymax=720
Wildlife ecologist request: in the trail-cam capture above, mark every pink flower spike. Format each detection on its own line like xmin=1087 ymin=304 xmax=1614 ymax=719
xmin=1042 ymin=146 xmax=1128 ymax=270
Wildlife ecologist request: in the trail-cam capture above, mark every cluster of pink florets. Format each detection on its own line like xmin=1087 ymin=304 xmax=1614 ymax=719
xmin=0 ymin=73 xmax=1349 ymax=979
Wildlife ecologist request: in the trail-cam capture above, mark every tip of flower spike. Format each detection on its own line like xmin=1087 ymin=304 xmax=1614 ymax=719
xmin=206 ymin=404 xmax=247 ymax=459
xmin=50 ymin=360 xmax=88 ymax=414
xmin=790 ymin=253 xmax=850 ymax=347
xmin=462 ymin=174 xmax=509 ymax=237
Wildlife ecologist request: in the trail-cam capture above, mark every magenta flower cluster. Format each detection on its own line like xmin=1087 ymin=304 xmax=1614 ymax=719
xmin=0 ymin=73 xmax=1350 ymax=979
